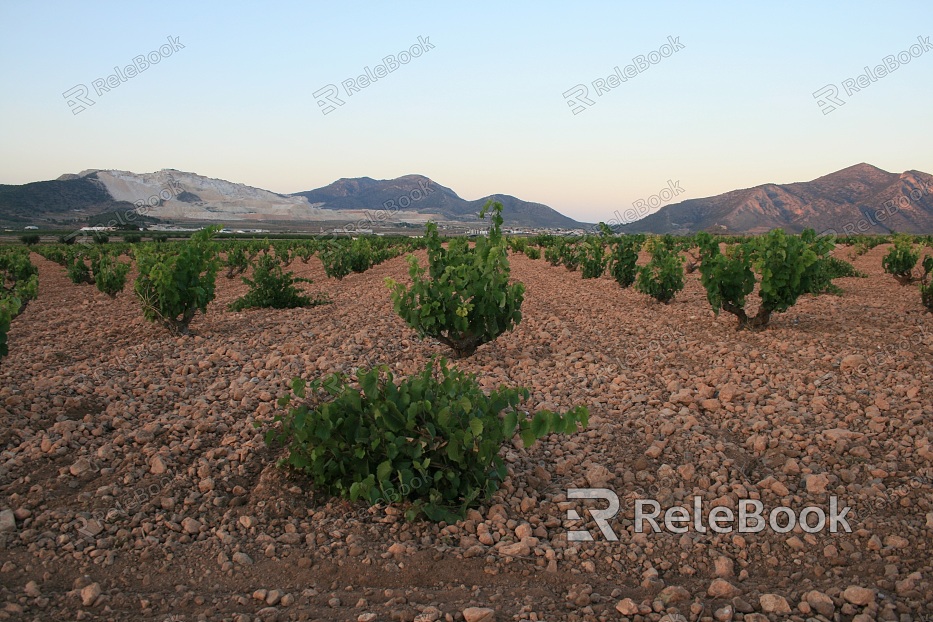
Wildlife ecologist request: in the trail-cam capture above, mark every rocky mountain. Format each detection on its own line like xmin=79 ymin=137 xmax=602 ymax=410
xmin=0 ymin=170 xmax=587 ymax=229
xmin=618 ymin=164 xmax=933 ymax=234
xmin=294 ymin=175 xmax=583 ymax=229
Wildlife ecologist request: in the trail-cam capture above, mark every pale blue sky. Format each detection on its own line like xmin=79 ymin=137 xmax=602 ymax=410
xmin=1 ymin=1 xmax=931 ymax=223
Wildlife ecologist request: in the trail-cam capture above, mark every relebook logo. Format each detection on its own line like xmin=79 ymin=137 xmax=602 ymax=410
xmin=565 ymin=489 xmax=852 ymax=541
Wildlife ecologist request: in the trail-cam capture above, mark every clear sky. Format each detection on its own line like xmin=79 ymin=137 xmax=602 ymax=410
xmin=1 ymin=1 xmax=931 ymax=223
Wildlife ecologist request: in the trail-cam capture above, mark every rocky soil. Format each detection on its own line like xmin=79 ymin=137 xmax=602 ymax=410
xmin=0 ymin=243 xmax=930 ymax=622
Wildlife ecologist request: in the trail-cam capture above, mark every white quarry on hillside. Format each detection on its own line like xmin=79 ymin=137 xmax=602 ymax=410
xmin=78 ymin=169 xmax=342 ymax=222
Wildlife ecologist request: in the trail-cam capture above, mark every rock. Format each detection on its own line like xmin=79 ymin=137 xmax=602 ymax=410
xmin=840 ymin=354 xmax=868 ymax=371
xmin=657 ymin=585 xmax=690 ymax=605
xmin=150 ymin=455 xmax=168 ymax=475
xmin=585 ymin=464 xmax=613 ymax=488
xmin=842 ymin=585 xmax=875 ymax=606
xmin=804 ymin=590 xmax=835 ymax=617
xmin=24 ymin=581 xmax=40 ymax=598
xmin=805 ymin=473 xmax=831 ymax=494
xmin=0 ymin=509 xmax=16 ymax=533
xmin=80 ymin=582 xmax=101 ymax=607
xmin=182 ymin=517 xmax=201 ymax=534
xmin=615 ymin=598 xmax=638 ymax=615
xmin=708 ymin=579 xmax=741 ymax=599
xmin=759 ymin=594 xmax=791 ymax=614
xmin=713 ymin=556 xmax=734 ymax=578
xmin=232 ymin=552 xmax=254 ymax=566
xmin=713 ymin=605 xmax=733 ymax=621
xmin=497 ymin=541 xmax=530 ymax=557
xmin=70 ymin=458 xmax=92 ymax=476
xmin=462 ymin=607 xmax=495 ymax=622
xmin=700 ymin=398 xmax=721 ymax=412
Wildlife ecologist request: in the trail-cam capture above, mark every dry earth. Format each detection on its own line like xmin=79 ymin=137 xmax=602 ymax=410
xmin=0 ymin=244 xmax=931 ymax=622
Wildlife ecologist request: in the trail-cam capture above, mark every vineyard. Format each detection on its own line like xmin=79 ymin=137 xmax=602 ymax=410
xmin=0 ymin=215 xmax=931 ymax=620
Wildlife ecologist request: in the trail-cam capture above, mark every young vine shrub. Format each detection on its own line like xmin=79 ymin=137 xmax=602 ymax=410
xmin=524 ymin=246 xmax=541 ymax=260
xmin=0 ymin=250 xmax=39 ymax=360
xmin=266 ymin=358 xmax=588 ymax=522
xmin=608 ymin=235 xmax=644 ymax=288
xmin=919 ymin=255 xmax=933 ymax=312
xmin=635 ymin=237 xmax=685 ymax=303
xmin=91 ymin=253 xmax=131 ymax=298
xmin=66 ymin=252 xmax=94 ymax=285
xmin=806 ymin=256 xmax=867 ymax=295
xmin=697 ymin=229 xmax=832 ymax=329
xmin=560 ymin=242 xmax=580 ymax=271
xmin=882 ymin=235 xmax=921 ymax=285
xmin=134 ymin=226 xmax=220 ymax=334
xmin=319 ymin=239 xmax=354 ymax=280
xmin=224 ymin=245 xmax=250 ymax=279
xmin=386 ymin=201 xmax=525 ymax=358
xmin=579 ymin=237 xmax=607 ymax=279
xmin=544 ymin=243 xmax=562 ymax=266
xmin=230 ymin=253 xmax=329 ymax=311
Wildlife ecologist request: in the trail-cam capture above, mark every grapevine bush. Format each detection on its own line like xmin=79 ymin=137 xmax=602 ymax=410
xmin=134 ymin=226 xmax=220 ymax=334
xmin=578 ymin=237 xmax=606 ymax=279
xmin=635 ymin=237 xmax=685 ymax=303
xmin=608 ymin=235 xmax=644 ymax=288
xmin=386 ymin=201 xmax=524 ymax=358
xmin=697 ymin=229 xmax=832 ymax=330
xmin=266 ymin=358 xmax=588 ymax=522
xmin=91 ymin=252 xmax=131 ymax=298
xmin=230 ymin=253 xmax=328 ymax=311
xmin=0 ymin=250 xmax=39 ymax=359
xmin=919 ymin=255 xmax=933 ymax=312
xmin=882 ymin=235 xmax=921 ymax=285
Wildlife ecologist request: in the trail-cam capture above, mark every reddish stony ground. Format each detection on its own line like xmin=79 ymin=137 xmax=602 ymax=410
xmin=0 ymin=243 xmax=931 ymax=622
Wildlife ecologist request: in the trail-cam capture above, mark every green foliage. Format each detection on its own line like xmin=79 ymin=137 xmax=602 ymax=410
xmin=697 ymin=229 xmax=833 ymax=329
xmin=20 ymin=234 xmax=40 ymax=246
xmin=92 ymin=232 xmax=109 ymax=244
xmin=91 ymin=253 xmax=131 ymax=298
xmin=0 ymin=250 xmax=39 ymax=360
xmin=266 ymin=358 xmax=588 ymax=522
xmin=319 ymin=240 xmax=354 ymax=280
xmin=544 ymin=243 xmax=562 ymax=266
xmin=635 ymin=237 xmax=685 ymax=303
xmin=578 ymin=237 xmax=607 ymax=279
xmin=224 ymin=246 xmax=250 ymax=279
xmin=559 ymin=242 xmax=580 ymax=271
xmin=608 ymin=235 xmax=643 ymax=288
xmin=319 ymin=237 xmax=398 ymax=279
xmin=386 ymin=201 xmax=525 ymax=358
xmin=66 ymin=253 xmax=94 ymax=285
xmin=230 ymin=253 xmax=329 ymax=311
xmin=58 ymin=234 xmax=76 ymax=245
xmin=882 ymin=235 xmax=921 ymax=284
xmin=507 ymin=237 xmax=527 ymax=254
xmin=524 ymin=246 xmax=541 ymax=260
xmin=920 ymin=255 xmax=933 ymax=313
xmin=123 ymin=234 xmax=142 ymax=244
xmin=134 ymin=227 xmax=220 ymax=334
xmin=807 ymin=256 xmax=867 ymax=295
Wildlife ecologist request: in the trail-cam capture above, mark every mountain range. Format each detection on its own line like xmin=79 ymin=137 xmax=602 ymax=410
xmin=1 ymin=164 xmax=932 ymax=233
xmin=617 ymin=163 xmax=933 ymax=235
xmin=0 ymin=170 xmax=585 ymax=229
